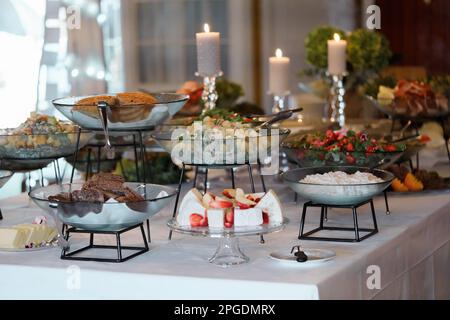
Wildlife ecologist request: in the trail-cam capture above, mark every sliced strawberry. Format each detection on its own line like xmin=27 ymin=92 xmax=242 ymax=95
xmin=225 ymin=208 xmax=234 ymax=225
xmin=189 ymin=213 xmax=204 ymax=227
xmin=224 ymin=222 xmax=233 ymax=228
xmin=222 ymin=189 xmax=236 ymax=199
xmin=246 ymin=194 xmax=255 ymax=202
xmin=236 ymin=196 xmax=256 ymax=209
xmin=262 ymin=211 xmax=269 ymax=224
xmin=200 ymin=216 xmax=208 ymax=227
xmin=210 ymin=196 xmax=233 ymax=209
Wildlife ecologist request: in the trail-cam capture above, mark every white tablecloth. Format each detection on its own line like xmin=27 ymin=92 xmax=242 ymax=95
xmin=0 ymin=175 xmax=449 ymax=300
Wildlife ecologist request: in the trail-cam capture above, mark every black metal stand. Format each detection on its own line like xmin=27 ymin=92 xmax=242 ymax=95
xmin=168 ymin=162 xmax=268 ymax=243
xmin=298 ymin=199 xmax=378 ymax=242
xmin=0 ymin=209 xmax=3 ymax=220
xmin=69 ymin=128 xmax=154 ymax=243
xmin=61 ymin=223 xmax=149 ymax=263
xmin=69 ymin=129 xmax=147 ymax=183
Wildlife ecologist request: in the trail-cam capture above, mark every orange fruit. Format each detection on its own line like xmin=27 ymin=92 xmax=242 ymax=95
xmin=392 ymin=178 xmax=409 ymax=192
xmin=404 ymin=173 xmax=424 ymax=192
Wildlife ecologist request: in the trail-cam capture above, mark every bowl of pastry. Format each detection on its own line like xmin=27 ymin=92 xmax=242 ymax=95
xmin=0 ymin=112 xmax=93 ymax=171
xmin=52 ymin=92 xmax=188 ymax=131
xmin=29 ymin=173 xmax=177 ymax=231
xmin=282 ymin=166 xmax=394 ymax=205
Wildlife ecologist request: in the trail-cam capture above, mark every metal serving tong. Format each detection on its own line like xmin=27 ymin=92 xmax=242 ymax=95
xmin=97 ymin=101 xmax=115 ymax=159
xmin=257 ymin=108 xmax=302 ymax=129
xmin=245 ymin=107 xmax=303 ymax=119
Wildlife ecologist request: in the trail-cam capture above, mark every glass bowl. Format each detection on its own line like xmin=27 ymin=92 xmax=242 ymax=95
xmin=29 ymin=183 xmax=177 ymax=231
xmin=0 ymin=128 xmax=93 ymax=160
xmin=282 ymin=166 xmax=394 ymax=205
xmin=152 ymin=127 xmax=290 ymax=165
xmin=282 ymin=147 xmax=403 ymax=169
xmin=52 ymin=93 xmax=188 ymax=131
xmin=0 ymin=159 xmax=54 ymax=172
xmin=0 ymin=170 xmax=13 ymax=188
xmin=366 ymin=95 xmax=450 ymax=120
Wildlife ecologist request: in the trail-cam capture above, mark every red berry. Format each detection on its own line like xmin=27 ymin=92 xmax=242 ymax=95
xmin=262 ymin=212 xmax=269 ymax=224
xmin=189 ymin=213 xmax=205 ymax=227
xmin=225 ymin=208 xmax=234 ymax=224
xmin=346 ymin=143 xmax=354 ymax=152
xmin=345 ymin=155 xmax=356 ymax=164
xmin=383 ymin=144 xmax=397 ymax=152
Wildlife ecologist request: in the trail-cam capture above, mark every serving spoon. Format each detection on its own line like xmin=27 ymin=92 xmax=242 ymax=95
xmin=97 ymin=101 xmax=115 ymax=159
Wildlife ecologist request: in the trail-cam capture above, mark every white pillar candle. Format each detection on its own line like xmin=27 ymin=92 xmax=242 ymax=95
xmin=327 ymin=33 xmax=347 ymax=75
xmin=269 ymin=48 xmax=290 ymax=95
xmin=196 ymin=23 xmax=221 ymax=76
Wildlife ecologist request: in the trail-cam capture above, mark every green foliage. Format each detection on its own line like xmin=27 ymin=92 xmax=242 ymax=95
xmin=304 ymin=26 xmax=392 ymax=76
xmin=118 ymin=154 xmax=186 ymax=184
xmin=347 ymin=29 xmax=392 ymax=72
xmin=427 ymin=75 xmax=450 ymax=99
xmin=215 ymin=78 xmax=245 ymax=109
xmin=305 ymin=26 xmax=346 ymax=69
xmin=360 ymin=75 xmax=397 ymax=98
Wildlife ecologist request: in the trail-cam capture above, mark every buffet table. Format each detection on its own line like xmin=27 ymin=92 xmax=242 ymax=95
xmin=0 ymin=175 xmax=449 ymax=300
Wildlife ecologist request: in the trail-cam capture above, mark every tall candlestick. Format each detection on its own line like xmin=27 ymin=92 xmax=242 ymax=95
xmin=196 ymin=23 xmax=221 ymax=76
xmin=327 ymin=33 xmax=347 ymax=75
xmin=269 ymin=48 xmax=290 ymax=95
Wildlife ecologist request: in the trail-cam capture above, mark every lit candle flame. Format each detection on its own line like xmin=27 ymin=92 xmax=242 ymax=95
xmin=204 ymin=23 xmax=210 ymax=33
xmin=275 ymin=48 xmax=283 ymax=58
xmin=333 ymin=33 xmax=341 ymax=41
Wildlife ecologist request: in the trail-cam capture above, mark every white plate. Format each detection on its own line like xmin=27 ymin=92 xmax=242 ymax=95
xmin=270 ymin=248 xmax=336 ymax=265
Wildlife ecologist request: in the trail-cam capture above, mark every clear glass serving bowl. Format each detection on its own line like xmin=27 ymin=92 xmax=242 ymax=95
xmin=152 ymin=127 xmax=290 ymax=165
xmin=0 ymin=128 xmax=93 ymax=159
xmin=52 ymin=93 xmax=188 ymax=131
xmin=29 ymin=183 xmax=177 ymax=231
xmin=366 ymin=95 xmax=450 ymax=120
xmin=282 ymin=147 xmax=403 ymax=169
xmin=282 ymin=166 xmax=394 ymax=205
xmin=0 ymin=170 xmax=13 ymax=188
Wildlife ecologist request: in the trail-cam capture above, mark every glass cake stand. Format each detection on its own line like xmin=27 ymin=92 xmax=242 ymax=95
xmin=167 ymin=218 xmax=287 ymax=267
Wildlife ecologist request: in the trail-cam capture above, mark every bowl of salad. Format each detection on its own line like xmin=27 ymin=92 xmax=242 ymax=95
xmin=0 ymin=113 xmax=93 ymax=164
xmin=282 ymin=129 xmax=405 ymax=168
xmin=152 ymin=109 xmax=290 ymax=165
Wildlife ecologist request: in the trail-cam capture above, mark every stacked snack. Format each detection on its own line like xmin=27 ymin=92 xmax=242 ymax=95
xmin=48 ymin=173 xmax=144 ymax=203
xmin=176 ymin=188 xmax=283 ymax=229
xmin=74 ymin=92 xmax=158 ymax=122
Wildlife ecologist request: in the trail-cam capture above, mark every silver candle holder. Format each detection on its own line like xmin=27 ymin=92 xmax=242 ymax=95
xmin=327 ymin=72 xmax=347 ymax=128
xmin=270 ymin=91 xmax=291 ymax=114
xmin=196 ymin=71 xmax=223 ymax=113
xmin=269 ymin=91 xmax=290 ymax=173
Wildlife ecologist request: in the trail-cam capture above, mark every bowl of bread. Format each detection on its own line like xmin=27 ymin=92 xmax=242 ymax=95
xmin=52 ymin=92 xmax=188 ymax=131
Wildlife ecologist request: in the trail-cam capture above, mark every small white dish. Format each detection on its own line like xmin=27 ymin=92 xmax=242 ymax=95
xmin=269 ymin=248 xmax=336 ymax=265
